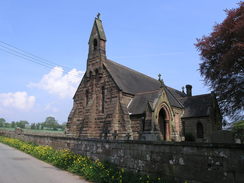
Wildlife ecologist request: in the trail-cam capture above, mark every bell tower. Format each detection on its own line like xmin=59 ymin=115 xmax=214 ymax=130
xmin=86 ymin=13 xmax=107 ymax=75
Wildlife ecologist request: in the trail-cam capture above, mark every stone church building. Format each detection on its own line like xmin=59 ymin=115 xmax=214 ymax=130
xmin=66 ymin=16 xmax=222 ymax=142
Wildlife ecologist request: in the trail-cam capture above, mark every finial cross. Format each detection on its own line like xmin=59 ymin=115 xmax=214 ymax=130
xmin=158 ymin=73 xmax=164 ymax=87
xmin=182 ymin=86 xmax=185 ymax=93
xmin=158 ymin=73 xmax=161 ymax=81
xmin=97 ymin=13 xmax=101 ymax=19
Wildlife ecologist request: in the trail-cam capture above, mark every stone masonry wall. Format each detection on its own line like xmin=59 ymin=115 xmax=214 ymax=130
xmin=67 ymin=65 xmax=133 ymax=139
xmin=183 ymin=117 xmax=212 ymax=142
xmin=0 ymin=130 xmax=243 ymax=183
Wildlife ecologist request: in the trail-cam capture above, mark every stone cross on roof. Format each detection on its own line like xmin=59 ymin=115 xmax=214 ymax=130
xmin=182 ymin=86 xmax=185 ymax=93
xmin=158 ymin=73 xmax=164 ymax=87
xmin=96 ymin=13 xmax=101 ymax=19
xmin=158 ymin=73 xmax=161 ymax=81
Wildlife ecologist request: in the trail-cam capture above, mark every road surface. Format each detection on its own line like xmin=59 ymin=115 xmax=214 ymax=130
xmin=0 ymin=143 xmax=90 ymax=183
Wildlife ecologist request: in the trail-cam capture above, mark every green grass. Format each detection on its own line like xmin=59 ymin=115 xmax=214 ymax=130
xmin=24 ymin=129 xmax=64 ymax=133
xmin=0 ymin=127 xmax=15 ymax=131
xmin=0 ymin=127 xmax=64 ymax=134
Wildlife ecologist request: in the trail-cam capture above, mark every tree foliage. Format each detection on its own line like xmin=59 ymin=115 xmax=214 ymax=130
xmin=43 ymin=116 xmax=59 ymax=130
xmin=0 ymin=118 xmax=6 ymax=127
xmin=11 ymin=121 xmax=16 ymax=128
xmin=0 ymin=116 xmax=65 ymax=131
xmin=231 ymin=120 xmax=244 ymax=143
xmin=30 ymin=123 xmax=36 ymax=129
xmin=16 ymin=120 xmax=29 ymax=128
xmin=195 ymin=2 xmax=244 ymax=120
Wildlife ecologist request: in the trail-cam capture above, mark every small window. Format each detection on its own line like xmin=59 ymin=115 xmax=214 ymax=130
xmin=110 ymin=88 xmax=113 ymax=103
xmin=95 ymin=69 xmax=99 ymax=79
xmin=182 ymin=121 xmax=185 ymax=136
xmin=197 ymin=122 xmax=204 ymax=138
xmin=86 ymin=90 xmax=89 ymax=106
xmin=142 ymin=116 xmax=145 ymax=131
xmin=89 ymin=71 xmax=93 ymax=78
xmin=101 ymin=86 xmax=105 ymax=113
xmin=93 ymin=39 xmax=97 ymax=50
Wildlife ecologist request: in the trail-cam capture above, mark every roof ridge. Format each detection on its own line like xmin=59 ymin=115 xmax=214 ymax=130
xmin=106 ymin=59 xmax=160 ymax=83
xmin=179 ymin=93 xmax=212 ymax=99
xmin=106 ymin=59 xmax=186 ymax=96
xmin=135 ymin=89 xmax=161 ymax=95
xmin=166 ymin=86 xmax=185 ymax=95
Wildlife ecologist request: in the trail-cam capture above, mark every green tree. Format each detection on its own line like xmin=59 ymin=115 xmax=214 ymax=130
xmin=60 ymin=122 xmax=67 ymax=130
xmin=36 ymin=123 xmax=41 ymax=130
xmin=31 ymin=123 xmax=36 ymax=129
xmin=231 ymin=120 xmax=244 ymax=143
xmin=4 ymin=123 xmax=11 ymax=128
xmin=0 ymin=118 xmax=6 ymax=127
xmin=195 ymin=2 xmax=244 ymax=120
xmin=16 ymin=120 xmax=29 ymax=129
xmin=43 ymin=116 xmax=59 ymax=130
xmin=11 ymin=121 xmax=16 ymax=128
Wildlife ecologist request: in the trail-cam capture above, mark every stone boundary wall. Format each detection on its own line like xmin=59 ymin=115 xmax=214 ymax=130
xmin=0 ymin=129 xmax=243 ymax=183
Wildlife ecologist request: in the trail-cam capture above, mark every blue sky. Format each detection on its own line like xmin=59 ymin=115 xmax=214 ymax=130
xmin=0 ymin=0 xmax=240 ymax=123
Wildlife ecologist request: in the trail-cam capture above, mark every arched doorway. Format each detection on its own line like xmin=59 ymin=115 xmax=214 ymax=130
xmin=158 ymin=107 xmax=170 ymax=140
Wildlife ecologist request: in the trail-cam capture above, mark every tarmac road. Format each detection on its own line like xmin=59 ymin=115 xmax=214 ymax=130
xmin=0 ymin=143 xmax=90 ymax=183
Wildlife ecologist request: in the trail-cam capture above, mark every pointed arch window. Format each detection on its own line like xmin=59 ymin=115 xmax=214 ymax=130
xmin=110 ymin=88 xmax=113 ymax=103
xmin=142 ymin=116 xmax=145 ymax=131
xmin=85 ymin=90 xmax=89 ymax=106
xmin=89 ymin=71 xmax=93 ymax=78
xmin=182 ymin=120 xmax=185 ymax=136
xmin=93 ymin=39 xmax=98 ymax=50
xmin=95 ymin=69 xmax=99 ymax=79
xmin=101 ymin=86 xmax=105 ymax=113
xmin=197 ymin=122 xmax=204 ymax=138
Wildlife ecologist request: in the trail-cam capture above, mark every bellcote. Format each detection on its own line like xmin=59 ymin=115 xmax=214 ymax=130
xmin=88 ymin=14 xmax=107 ymax=59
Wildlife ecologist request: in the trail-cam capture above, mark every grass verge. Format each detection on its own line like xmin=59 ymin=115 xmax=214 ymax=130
xmin=0 ymin=136 xmax=167 ymax=183
xmin=0 ymin=127 xmax=64 ymax=133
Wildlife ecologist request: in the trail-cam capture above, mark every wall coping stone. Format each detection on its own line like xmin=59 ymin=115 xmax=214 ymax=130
xmin=23 ymin=133 xmax=244 ymax=149
xmin=0 ymin=129 xmax=243 ymax=149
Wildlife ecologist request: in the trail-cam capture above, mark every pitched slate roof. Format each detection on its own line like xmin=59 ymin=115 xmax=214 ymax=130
xmin=128 ymin=87 xmax=184 ymax=115
xmin=128 ymin=90 xmax=161 ymax=115
xmin=166 ymin=86 xmax=186 ymax=98
xmin=104 ymin=59 xmax=184 ymax=113
xmin=164 ymin=86 xmax=184 ymax=108
xmin=104 ymin=59 xmax=213 ymax=117
xmin=179 ymin=94 xmax=213 ymax=118
xmin=104 ymin=59 xmax=161 ymax=94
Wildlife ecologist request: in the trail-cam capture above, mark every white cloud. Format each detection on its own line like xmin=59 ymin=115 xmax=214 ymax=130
xmin=0 ymin=91 xmax=35 ymax=110
xmin=44 ymin=103 xmax=59 ymax=113
xmin=29 ymin=66 xmax=84 ymax=98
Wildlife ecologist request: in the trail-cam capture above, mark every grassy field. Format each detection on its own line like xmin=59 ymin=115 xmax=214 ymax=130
xmin=0 ymin=127 xmax=15 ymax=131
xmin=0 ymin=127 xmax=64 ymax=133
xmin=24 ymin=129 xmax=64 ymax=133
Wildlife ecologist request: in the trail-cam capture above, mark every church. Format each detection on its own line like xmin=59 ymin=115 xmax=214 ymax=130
xmin=66 ymin=16 xmax=222 ymax=142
